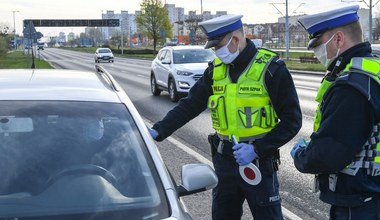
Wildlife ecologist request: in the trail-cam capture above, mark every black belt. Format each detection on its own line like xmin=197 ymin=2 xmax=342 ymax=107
xmin=215 ymin=139 xmax=235 ymax=156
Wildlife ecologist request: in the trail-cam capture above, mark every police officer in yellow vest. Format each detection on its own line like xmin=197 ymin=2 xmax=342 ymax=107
xmin=291 ymin=5 xmax=380 ymax=219
xmin=148 ymin=14 xmax=302 ymax=219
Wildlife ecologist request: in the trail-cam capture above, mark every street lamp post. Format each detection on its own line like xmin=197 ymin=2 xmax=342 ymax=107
xmin=120 ymin=18 xmax=124 ymax=55
xmin=12 ymin=10 xmax=19 ymax=50
xmin=369 ymin=0 xmax=372 ymax=43
xmin=201 ymin=0 xmax=203 ymax=15
xmin=270 ymin=2 xmax=290 ymax=60
xmin=285 ymin=0 xmax=289 ymax=60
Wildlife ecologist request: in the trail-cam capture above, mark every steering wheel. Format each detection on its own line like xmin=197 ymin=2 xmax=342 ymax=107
xmin=45 ymin=164 xmax=118 ymax=189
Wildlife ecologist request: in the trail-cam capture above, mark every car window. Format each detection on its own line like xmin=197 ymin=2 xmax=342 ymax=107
xmin=173 ymin=49 xmax=214 ymax=64
xmin=99 ymin=48 xmax=111 ymax=53
xmin=162 ymin=50 xmax=172 ymax=63
xmin=0 ymin=101 xmax=169 ymax=219
xmin=158 ymin=50 xmax=166 ymax=61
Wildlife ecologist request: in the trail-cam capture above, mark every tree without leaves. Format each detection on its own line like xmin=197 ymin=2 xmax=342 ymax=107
xmin=184 ymin=12 xmax=203 ymax=45
xmin=0 ymin=23 xmax=10 ymax=37
xmin=136 ymin=0 xmax=172 ymax=54
xmin=0 ymin=23 xmax=12 ymax=56
xmin=374 ymin=18 xmax=380 ymax=41
xmin=374 ymin=11 xmax=380 ymax=41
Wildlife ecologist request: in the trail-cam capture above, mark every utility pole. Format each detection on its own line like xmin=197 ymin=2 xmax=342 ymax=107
xmin=129 ymin=26 xmax=132 ymax=48
xmin=120 ymin=18 xmax=124 ymax=55
xmin=285 ymin=0 xmax=289 ymax=60
xmin=201 ymin=0 xmax=203 ymax=20
xmin=12 ymin=10 xmax=19 ymax=50
xmin=369 ymin=0 xmax=373 ymax=43
xmin=270 ymin=2 xmax=304 ymax=60
xmin=341 ymin=0 xmax=380 ymax=43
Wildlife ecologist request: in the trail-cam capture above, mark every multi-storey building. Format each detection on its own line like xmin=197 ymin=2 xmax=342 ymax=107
xmin=98 ymin=5 xmax=371 ymax=48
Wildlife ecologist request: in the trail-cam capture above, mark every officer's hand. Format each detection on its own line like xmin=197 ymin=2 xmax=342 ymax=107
xmin=290 ymin=138 xmax=307 ymax=159
xmin=232 ymin=143 xmax=257 ymax=166
xmin=147 ymin=126 xmax=158 ymax=139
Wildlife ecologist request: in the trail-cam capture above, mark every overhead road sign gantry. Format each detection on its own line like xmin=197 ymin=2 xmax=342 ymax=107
xmin=23 ymin=19 xmax=120 ymax=27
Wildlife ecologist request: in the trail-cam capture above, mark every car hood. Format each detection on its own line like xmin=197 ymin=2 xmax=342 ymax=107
xmin=174 ymin=63 xmax=208 ymax=74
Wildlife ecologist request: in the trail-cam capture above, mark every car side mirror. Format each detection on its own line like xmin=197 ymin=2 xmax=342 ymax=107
xmin=177 ymin=163 xmax=218 ymax=197
xmin=161 ymin=60 xmax=171 ymax=65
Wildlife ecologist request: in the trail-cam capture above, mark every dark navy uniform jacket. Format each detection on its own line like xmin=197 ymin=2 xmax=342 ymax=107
xmin=153 ymin=39 xmax=302 ymax=159
xmin=293 ymin=42 xmax=380 ymax=206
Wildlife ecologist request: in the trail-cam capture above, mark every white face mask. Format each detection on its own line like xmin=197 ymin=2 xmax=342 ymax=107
xmin=215 ymin=36 xmax=239 ymax=64
xmin=313 ymin=33 xmax=340 ymax=67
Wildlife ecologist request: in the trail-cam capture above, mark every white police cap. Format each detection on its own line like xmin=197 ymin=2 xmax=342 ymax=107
xmin=298 ymin=5 xmax=360 ymax=49
xmin=199 ymin=14 xmax=243 ymax=49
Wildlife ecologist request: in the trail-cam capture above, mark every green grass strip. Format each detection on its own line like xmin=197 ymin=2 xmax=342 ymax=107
xmin=0 ymin=51 xmax=53 ymax=69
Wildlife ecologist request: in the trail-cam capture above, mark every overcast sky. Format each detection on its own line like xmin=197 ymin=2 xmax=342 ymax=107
xmin=0 ymin=0 xmax=378 ymax=36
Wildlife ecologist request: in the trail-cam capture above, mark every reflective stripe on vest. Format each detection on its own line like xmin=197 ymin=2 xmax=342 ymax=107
xmin=341 ymin=123 xmax=380 ymax=176
xmin=343 ymin=57 xmax=380 ymax=84
xmin=340 ymin=57 xmax=380 ymax=176
xmin=313 ymin=78 xmax=333 ymax=132
xmin=208 ymin=48 xmax=278 ymax=142
xmin=313 ymin=57 xmax=380 ymax=176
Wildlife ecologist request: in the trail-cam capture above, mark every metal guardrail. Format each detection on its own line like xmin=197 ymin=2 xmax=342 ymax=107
xmin=289 ymin=69 xmax=325 ymax=76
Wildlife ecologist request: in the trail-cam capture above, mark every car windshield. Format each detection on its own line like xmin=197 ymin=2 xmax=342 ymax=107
xmin=173 ymin=49 xmax=214 ymax=64
xmin=0 ymin=101 xmax=169 ymax=219
xmin=99 ymin=49 xmax=111 ymax=53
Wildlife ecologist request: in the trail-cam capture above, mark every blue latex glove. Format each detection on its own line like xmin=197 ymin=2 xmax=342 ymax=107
xmin=232 ymin=143 xmax=257 ymax=166
xmin=290 ymin=138 xmax=308 ymax=159
xmin=147 ymin=126 xmax=158 ymax=139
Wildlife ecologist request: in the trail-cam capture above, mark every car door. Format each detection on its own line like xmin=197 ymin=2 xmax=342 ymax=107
xmin=155 ymin=49 xmax=172 ymax=88
xmin=153 ymin=50 xmax=165 ymax=87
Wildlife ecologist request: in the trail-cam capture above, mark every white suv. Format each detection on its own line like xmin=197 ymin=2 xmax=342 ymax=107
xmin=150 ymin=46 xmax=215 ymax=102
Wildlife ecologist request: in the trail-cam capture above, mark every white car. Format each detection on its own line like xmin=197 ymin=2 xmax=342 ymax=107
xmin=0 ymin=66 xmax=217 ymax=219
xmin=95 ymin=48 xmax=114 ymax=63
xmin=150 ymin=46 xmax=215 ymax=102
xmin=372 ymin=44 xmax=380 ymax=57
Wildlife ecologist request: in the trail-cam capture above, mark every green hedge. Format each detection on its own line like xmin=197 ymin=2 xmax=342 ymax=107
xmin=112 ymin=48 xmax=155 ymax=55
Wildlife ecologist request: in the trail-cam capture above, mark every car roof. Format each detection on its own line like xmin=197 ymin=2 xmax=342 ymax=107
xmin=97 ymin=47 xmax=111 ymax=49
xmin=0 ymin=69 xmax=122 ymax=102
xmin=371 ymin=44 xmax=380 ymax=56
xmin=164 ymin=45 xmax=207 ymax=51
xmin=372 ymin=44 xmax=380 ymax=50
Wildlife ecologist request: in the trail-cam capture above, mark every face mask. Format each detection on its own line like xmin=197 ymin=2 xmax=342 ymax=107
xmin=313 ymin=33 xmax=340 ymax=67
xmin=215 ymin=36 xmax=239 ymax=64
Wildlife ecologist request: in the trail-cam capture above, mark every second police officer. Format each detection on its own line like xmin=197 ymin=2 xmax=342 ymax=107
xmin=291 ymin=5 xmax=380 ymax=219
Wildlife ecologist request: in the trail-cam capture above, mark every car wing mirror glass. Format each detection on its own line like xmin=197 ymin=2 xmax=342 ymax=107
xmin=177 ymin=163 xmax=218 ymax=197
xmin=161 ymin=60 xmax=171 ymax=65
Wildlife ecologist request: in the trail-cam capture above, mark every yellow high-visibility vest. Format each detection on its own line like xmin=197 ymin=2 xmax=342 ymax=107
xmin=208 ymin=48 xmax=278 ymax=142
xmin=314 ymin=57 xmax=380 ymax=176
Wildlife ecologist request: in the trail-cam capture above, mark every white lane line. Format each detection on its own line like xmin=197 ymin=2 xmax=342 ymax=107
xmin=137 ymin=74 xmax=149 ymax=78
xmin=166 ymin=135 xmax=213 ymax=167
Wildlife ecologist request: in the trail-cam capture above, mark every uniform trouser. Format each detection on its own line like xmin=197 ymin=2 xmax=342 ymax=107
xmin=211 ymin=152 xmax=283 ymax=220
xmin=329 ymin=196 xmax=380 ymax=220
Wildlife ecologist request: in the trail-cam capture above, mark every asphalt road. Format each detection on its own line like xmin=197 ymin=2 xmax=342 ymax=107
xmin=39 ymin=48 xmax=330 ymax=220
